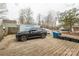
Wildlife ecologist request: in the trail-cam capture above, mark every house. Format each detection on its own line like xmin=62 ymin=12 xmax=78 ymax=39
xmin=72 ymin=23 xmax=79 ymax=32
xmin=72 ymin=26 xmax=79 ymax=32
xmin=0 ymin=3 xmax=8 ymax=19
xmin=0 ymin=19 xmax=18 ymax=35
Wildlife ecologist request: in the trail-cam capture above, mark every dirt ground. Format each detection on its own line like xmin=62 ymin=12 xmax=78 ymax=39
xmin=0 ymin=34 xmax=79 ymax=56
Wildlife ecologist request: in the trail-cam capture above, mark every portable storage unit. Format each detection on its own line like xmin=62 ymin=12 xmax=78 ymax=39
xmin=53 ymin=32 xmax=61 ymax=38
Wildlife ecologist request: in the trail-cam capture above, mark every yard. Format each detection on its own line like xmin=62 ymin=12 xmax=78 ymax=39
xmin=0 ymin=34 xmax=79 ymax=56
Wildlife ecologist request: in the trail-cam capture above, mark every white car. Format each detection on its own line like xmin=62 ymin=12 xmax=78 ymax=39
xmin=42 ymin=28 xmax=52 ymax=34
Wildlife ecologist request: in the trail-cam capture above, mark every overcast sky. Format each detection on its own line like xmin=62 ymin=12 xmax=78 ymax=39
xmin=1 ymin=0 xmax=79 ymax=22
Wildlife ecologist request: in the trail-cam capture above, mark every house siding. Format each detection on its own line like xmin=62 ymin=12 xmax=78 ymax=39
xmin=2 ymin=19 xmax=18 ymax=35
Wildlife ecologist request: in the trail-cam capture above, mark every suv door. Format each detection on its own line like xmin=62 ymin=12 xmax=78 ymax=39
xmin=30 ymin=28 xmax=41 ymax=38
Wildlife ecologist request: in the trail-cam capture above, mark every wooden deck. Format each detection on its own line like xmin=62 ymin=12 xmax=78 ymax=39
xmin=0 ymin=35 xmax=79 ymax=56
xmin=60 ymin=34 xmax=79 ymax=43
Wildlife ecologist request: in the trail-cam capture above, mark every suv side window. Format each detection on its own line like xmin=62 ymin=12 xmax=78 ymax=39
xmin=31 ymin=28 xmax=41 ymax=31
xmin=31 ymin=28 xmax=37 ymax=31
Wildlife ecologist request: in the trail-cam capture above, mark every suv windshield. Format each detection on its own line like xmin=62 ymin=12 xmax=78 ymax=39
xmin=19 ymin=25 xmax=41 ymax=32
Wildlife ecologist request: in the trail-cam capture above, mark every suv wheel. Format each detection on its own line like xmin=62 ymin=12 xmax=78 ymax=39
xmin=41 ymin=34 xmax=46 ymax=39
xmin=21 ymin=35 xmax=27 ymax=41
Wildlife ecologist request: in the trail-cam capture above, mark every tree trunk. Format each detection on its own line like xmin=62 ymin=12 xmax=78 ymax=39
xmin=70 ymin=24 xmax=72 ymax=32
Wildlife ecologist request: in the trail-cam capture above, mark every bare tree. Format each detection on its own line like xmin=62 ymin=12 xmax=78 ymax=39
xmin=19 ymin=9 xmax=25 ymax=24
xmin=0 ymin=3 xmax=8 ymax=19
xmin=59 ymin=8 xmax=79 ymax=31
xmin=19 ymin=8 xmax=33 ymax=24
xmin=45 ymin=11 xmax=53 ymax=29
xmin=37 ymin=14 xmax=41 ymax=25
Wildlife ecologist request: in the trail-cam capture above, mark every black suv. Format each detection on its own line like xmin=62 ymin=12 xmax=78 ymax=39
xmin=16 ymin=25 xmax=47 ymax=41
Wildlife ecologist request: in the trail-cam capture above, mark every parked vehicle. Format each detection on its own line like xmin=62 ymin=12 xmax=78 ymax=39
xmin=16 ymin=25 xmax=47 ymax=41
xmin=42 ymin=28 xmax=52 ymax=34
